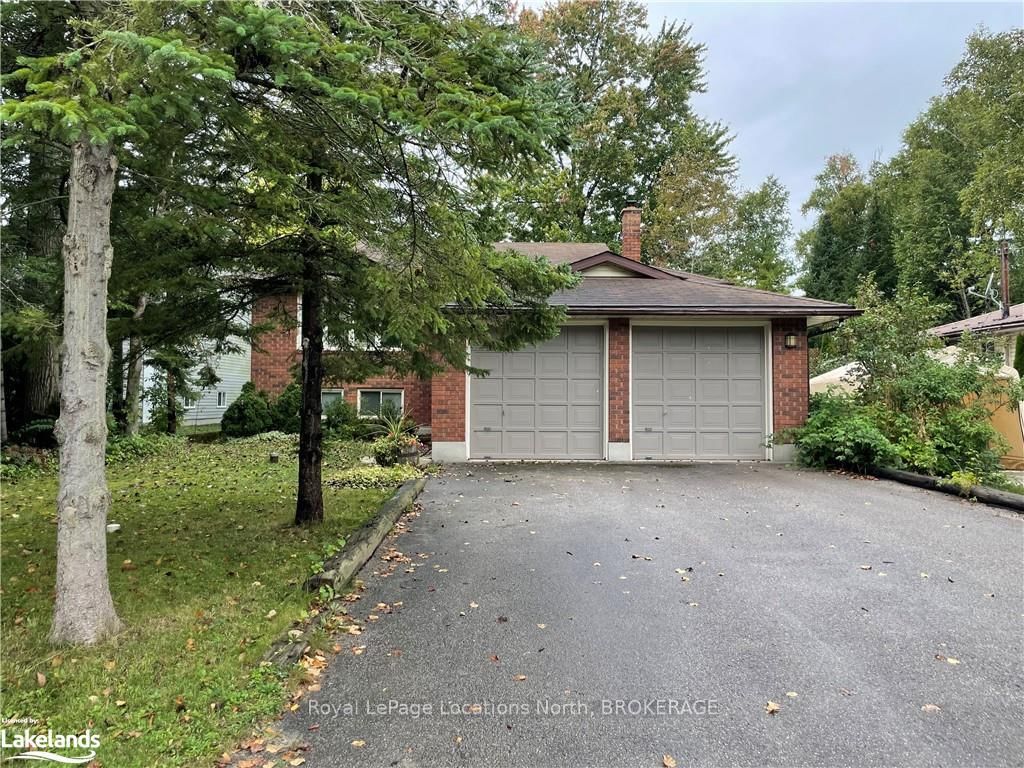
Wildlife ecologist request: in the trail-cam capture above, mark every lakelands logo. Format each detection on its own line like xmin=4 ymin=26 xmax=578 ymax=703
xmin=1 ymin=728 xmax=100 ymax=764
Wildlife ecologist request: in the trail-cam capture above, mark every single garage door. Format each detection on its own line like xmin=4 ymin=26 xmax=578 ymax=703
xmin=632 ymin=326 xmax=766 ymax=460
xmin=470 ymin=326 xmax=604 ymax=459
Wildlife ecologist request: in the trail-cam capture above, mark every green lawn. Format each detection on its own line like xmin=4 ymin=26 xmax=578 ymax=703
xmin=0 ymin=435 xmax=393 ymax=767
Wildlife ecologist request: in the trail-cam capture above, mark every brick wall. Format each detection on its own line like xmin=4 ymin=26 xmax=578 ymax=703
xmin=333 ymin=374 xmax=432 ymax=427
xmin=430 ymin=368 xmax=466 ymax=442
xmin=608 ymin=318 xmax=631 ymax=443
xmin=251 ymin=294 xmax=300 ymax=396
xmin=771 ymin=318 xmax=809 ymax=433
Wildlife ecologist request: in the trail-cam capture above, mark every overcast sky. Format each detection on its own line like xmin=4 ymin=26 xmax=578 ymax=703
xmin=649 ymin=1 xmax=1023 ymax=234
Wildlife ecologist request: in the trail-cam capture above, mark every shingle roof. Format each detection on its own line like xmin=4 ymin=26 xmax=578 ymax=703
xmin=492 ymin=242 xmax=612 ymax=263
xmin=549 ymin=277 xmax=859 ymax=317
xmin=930 ymin=303 xmax=1024 ymax=338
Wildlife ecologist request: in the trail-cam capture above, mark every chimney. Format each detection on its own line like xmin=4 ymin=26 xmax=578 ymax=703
xmin=621 ymin=204 xmax=641 ymax=261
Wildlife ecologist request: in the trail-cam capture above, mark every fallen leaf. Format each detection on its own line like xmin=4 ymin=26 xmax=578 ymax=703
xmin=537 ymin=623 xmax=546 ymax=629
xmin=103 ymin=660 xmax=116 ymax=671
xmin=186 ymin=638 xmax=196 ymax=652
xmin=663 ymin=755 xmax=678 ymax=768
xmin=489 ymin=655 xmax=500 ymax=663
xmin=351 ymin=740 xmax=365 ymax=748
xmin=859 ymin=565 xmax=872 ymax=571
xmin=265 ymin=610 xmax=277 ymax=620
xmin=36 ymin=672 xmax=46 ymax=687
xmin=116 ymin=699 xmax=127 ymax=707
xmin=947 ymin=657 xmax=961 ymax=665
xmin=765 ymin=700 xmax=781 ymax=715
xmin=469 ymin=602 xmax=479 ymax=609
xmin=288 ymin=759 xmax=306 ymax=767
xmin=513 ymin=674 xmax=527 ymax=682
xmin=921 ymin=703 xmax=941 ymax=713
xmin=785 ymin=691 xmax=798 ymax=698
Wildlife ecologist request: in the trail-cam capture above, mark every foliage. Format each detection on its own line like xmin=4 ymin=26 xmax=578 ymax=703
xmin=8 ymin=417 xmax=56 ymax=448
xmin=794 ymin=394 xmax=898 ymax=472
xmin=794 ymin=278 xmax=1022 ymax=480
xmin=371 ymin=437 xmax=404 ymax=468
xmin=0 ymin=444 xmax=56 ymax=482
xmin=328 ymin=464 xmax=422 ymax=490
xmin=220 ymin=383 xmax=272 ymax=438
xmin=0 ymin=438 xmax=385 ymax=768
xmin=270 ymin=382 xmax=302 ymax=434
xmin=105 ymin=433 xmax=182 ymax=464
xmin=728 ymin=176 xmax=794 ymax=291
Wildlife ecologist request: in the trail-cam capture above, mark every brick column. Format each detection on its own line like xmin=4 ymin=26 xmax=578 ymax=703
xmin=430 ymin=367 xmax=467 ymax=461
xmin=251 ymin=294 xmax=300 ymax=397
xmin=607 ymin=318 xmax=631 ymax=459
xmin=771 ymin=318 xmax=809 ymax=442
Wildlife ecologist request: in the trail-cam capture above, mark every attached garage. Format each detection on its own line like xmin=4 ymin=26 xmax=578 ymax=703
xmin=469 ymin=326 xmax=604 ymax=459
xmin=631 ymin=326 xmax=767 ymax=460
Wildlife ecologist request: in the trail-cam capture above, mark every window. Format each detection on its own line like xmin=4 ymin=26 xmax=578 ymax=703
xmin=321 ymin=389 xmax=345 ymax=410
xmin=358 ymin=389 xmax=403 ymax=417
xmin=217 ymin=392 xmax=226 ymax=408
xmin=182 ymin=395 xmax=195 ymax=409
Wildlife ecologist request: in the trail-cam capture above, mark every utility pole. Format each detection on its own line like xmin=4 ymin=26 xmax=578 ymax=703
xmin=1000 ymin=238 xmax=1011 ymax=319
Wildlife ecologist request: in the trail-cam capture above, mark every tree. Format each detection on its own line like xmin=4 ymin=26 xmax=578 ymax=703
xmin=728 ymin=176 xmax=793 ymax=291
xmin=2 ymin=1 xmax=234 ymax=644
xmin=496 ymin=0 xmax=723 ymax=247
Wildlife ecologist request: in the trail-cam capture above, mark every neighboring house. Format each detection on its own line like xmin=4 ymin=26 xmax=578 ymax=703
xmin=929 ymin=303 xmax=1024 ymax=368
xmin=251 ymin=207 xmax=857 ymax=462
xmin=141 ymin=314 xmax=253 ymax=429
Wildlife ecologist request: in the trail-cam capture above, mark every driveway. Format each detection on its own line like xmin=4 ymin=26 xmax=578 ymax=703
xmin=282 ymin=464 xmax=1023 ymax=767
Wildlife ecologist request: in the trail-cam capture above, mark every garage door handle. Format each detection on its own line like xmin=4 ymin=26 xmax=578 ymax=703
xmin=644 ymin=427 xmax=653 ymax=432
xmin=483 ymin=427 xmax=491 ymax=432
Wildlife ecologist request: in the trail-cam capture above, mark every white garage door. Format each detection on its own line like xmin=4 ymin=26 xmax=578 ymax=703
xmin=632 ymin=326 xmax=766 ymax=460
xmin=470 ymin=326 xmax=604 ymax=459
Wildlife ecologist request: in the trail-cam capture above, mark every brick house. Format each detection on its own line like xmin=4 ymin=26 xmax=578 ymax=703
xmin=251 ymin=207 xmax=857 ymax=462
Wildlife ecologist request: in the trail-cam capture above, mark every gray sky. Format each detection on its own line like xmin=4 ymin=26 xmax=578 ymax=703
xmin=649 ymin=1 xmax=1023 ymax=234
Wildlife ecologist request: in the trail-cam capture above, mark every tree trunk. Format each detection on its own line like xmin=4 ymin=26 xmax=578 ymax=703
xmin=50 ymin=138 xmax=123 ymax=646
xmin=1 ymin=344 xmax=8 ymax=444
xmin=295 ymin=259 xmax=325 ymax=524
xmin=27 ymin=338 xmax=61 ymax=416
xmin=166 ymin=369 xmax=177 ymax=435
xmin=124 ymin=295 xmax=147 ymax=435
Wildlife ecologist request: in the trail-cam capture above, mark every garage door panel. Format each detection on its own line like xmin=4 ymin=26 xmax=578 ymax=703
xmin=665 ymin=432 xmax=697 ymax=456
xmin=634 ymin=405 xmax=663 ymax=430
xmin=665 ymin=353 xmax=696 ymax=377
xmin=470 ymin=327 xmax=604 ymax=459
xmin=503 ymin=379 xmax=535 ymax=403
xmin=699 ymin=353 xmax=728 ymax=377
xmin=537 ymin=353 xmax=568 ymax=376
xmin=473 ymin=378 xmax=502 ymax=403
xmin=665 ymin=379 xmax=696 ymax=403
xmin=473 ymin=404 xmax=502 ymax=430
xmin=537 ymin=405 xmax=567 ymax=429
xmin=570 ymin=353 xmax=602 ymax=377
xmin=503 ymin=405 xmax=534 ymax=429
xmin=633 ymin=326 xmax=766 ymax=460
xmin=732 ymin=405 xmax=764 ymax=429
xmin=665 ymin=405 xmax=696 ymax=429
xmin=732 ymin=432 xmax=765 ymax=457
xmin=633 ymin=379 xmax=663 ymax=403
xmin=537 ymin=379 xmax=568 ymax=402
xmin=570 ymin=379 xmax=601 ymax=403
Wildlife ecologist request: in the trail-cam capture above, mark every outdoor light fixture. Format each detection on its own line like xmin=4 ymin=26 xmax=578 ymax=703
xmin=784 ymin=333 xmax=799 ymax=349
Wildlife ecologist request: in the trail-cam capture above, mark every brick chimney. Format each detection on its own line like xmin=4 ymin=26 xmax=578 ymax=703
xmin=621 ymin=204 xmax=641 ymax=261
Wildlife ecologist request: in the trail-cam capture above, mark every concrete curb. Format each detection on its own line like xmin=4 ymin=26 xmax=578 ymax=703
xmin=262 ymin=476 xmax=427 ymax=668
xmin=871 ymin=466 xmax=1024 ymax=513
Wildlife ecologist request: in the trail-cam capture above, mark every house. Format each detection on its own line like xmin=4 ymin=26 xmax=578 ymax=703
xmin=250 ymin=207 xmax=857 ymax=462
xmin=929 ymin=302 xmax=1024 ymax=368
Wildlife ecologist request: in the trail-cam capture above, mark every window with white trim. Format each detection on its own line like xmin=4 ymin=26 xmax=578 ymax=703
xmin=358 ymin=389 xmax=403 ymax=417
xmin=217 ymin=392 xmax=226 ymax=407
xmin=296 ymin=296 xmax=340 ymax=351
xmin=321 ymin=389 xmax=345 ymax=410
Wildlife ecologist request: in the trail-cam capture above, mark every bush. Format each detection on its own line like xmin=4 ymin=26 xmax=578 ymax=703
xmin=324 ymin=397 xmax=359 ymax=431
xmin=0 ymin=445 xmax=55 ymax=481
xmin=327 ymin=464 xmax=421 ymax=489
xmin=221 ymin=383 xmax=273 ymax=437
xmin=270 ymin=383 xmax=302 ymax=433
xmin=106 ymin=433 xmax=181 ymax=464
xmin=371 ymin=436 xmax=403 ymax=467
xmin=794 ymin=394 xmax=898 ymax=472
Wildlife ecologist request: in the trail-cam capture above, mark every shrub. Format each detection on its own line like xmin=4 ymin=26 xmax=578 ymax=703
xmin=106 ymin=433 xmax=182 ymax=464
xmin=0 ymin=445 xmax=55 ymax=481
xmin=270 ymin=382 xmax=302 ymax=433
xmin=221 ymin=384 xmax=273 ymax=437
xmin=794 ymin=394 xmax=898 ymax=472
xmin=371 ymin=436 xmax=402 ymax=467
xmin=324 ymin=397 xmax=359 ymax=431
xmin=327 ymin=464 xmax=421 ymax=489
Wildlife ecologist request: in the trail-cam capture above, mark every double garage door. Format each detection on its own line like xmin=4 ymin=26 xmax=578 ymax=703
xmin=469 ymin=325 xmax=766 ymax=460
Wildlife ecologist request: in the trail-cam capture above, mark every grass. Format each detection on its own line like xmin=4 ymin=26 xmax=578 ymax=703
xmin=0 ymin=435 xmax=398 ymax=767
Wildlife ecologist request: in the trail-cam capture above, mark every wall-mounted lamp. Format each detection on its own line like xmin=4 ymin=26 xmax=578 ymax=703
xmin=784 ymin=333 xmax=799 ymax=349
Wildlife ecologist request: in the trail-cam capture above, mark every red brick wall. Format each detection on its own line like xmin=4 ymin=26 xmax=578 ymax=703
xmin=621 ymin=207 xmax=642 ymax=261
xmin=772 ymin=318 xmax=809 ymax=433
xmin=331 ymin=375 xmax=432 ymax=427
xmin=430 ymin=368 xmax=466 ymax=442
xmin=608 ymin=318 xmax=631 ymax=443
xmin=251 ymin=294 xmax=300 ymax=396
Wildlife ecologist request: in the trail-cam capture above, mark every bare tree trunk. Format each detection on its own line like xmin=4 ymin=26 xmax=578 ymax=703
xmin=110 ymin=336 xmax=126 ymax=431
xmin=166 ymin=369 xmax=178 ymax=435
xmin=27 ymin=338 xmax=61 ymax=416
xmin=124 ymin=295 xmax=147 ymax=435
xmin=1 ymin=346 xmax=8 ymax=444
xmin=50 ymin=138 xmax=123 ymax=646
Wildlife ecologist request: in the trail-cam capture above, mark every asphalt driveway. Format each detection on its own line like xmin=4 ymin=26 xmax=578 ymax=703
xmin=282 ymin=464 xmax=1023 ymax=767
